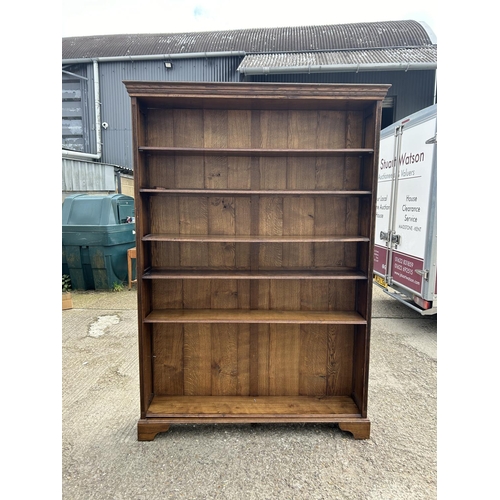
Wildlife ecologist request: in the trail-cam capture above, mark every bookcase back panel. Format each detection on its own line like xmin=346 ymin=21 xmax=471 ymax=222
xmin=151 ymin=279 xmax=357 ymax=311
xmin=152 ymin=323 xmax=355 ymax=397
xmin=144 ymin=156 xmax=362 ymax=191
xmin=149 ymin=241 xmax=361 ymax=270
xmin=148 ymin=196 xmax=360 ymax=236
xmin=145 ymin=108 xmax=366 ymax=149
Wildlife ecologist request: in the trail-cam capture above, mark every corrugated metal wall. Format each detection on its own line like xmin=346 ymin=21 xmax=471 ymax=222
xmin=62 ymin=158 xmax=116 ymax=192
xmin=98 ymin=57 xmax=242 ymax=168
xmin=246 ymin=70 xmax=436 ymax=122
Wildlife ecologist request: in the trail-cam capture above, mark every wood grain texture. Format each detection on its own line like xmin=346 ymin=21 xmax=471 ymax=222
xmin=184 ymin=323 xmax=212 ymax=396
xmin=153 ymin=324 xmax=184 ymax=395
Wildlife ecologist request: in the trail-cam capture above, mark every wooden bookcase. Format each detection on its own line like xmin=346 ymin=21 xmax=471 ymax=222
xmin=124 ymin=81 xmax=390 ymax=441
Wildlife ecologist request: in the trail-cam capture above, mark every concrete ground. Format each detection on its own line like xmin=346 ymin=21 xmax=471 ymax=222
xmin=62 ymin=285 xmax=437 ymax=500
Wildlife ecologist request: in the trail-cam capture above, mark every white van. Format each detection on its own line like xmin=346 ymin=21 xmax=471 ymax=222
xmin=373 ymin=104 xmax=437 ymax=315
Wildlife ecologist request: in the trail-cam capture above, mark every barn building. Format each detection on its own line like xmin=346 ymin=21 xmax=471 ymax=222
xmin=62 ymin=19 xmax=437 ymax=198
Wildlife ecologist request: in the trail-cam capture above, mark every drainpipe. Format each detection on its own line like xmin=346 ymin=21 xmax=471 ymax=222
xmin=62 ymin=59 xmax=102 ymax=160
xmin=433 ymin=68 xmax=438 ymax=104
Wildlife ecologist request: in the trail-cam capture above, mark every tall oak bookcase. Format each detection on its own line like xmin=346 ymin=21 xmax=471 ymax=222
xmin=124 ymin=81 xmax=390 ymax=441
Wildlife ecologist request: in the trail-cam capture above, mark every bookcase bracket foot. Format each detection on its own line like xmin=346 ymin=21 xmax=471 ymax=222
xmin=338 ymin=421 xmax=371 ymax=440
xmin=137 ymin=420 xmax=171 ymax=441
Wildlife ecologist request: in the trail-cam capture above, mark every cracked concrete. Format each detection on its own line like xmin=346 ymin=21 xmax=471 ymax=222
xmin=88 ymin=315 xmax=121 ymax=338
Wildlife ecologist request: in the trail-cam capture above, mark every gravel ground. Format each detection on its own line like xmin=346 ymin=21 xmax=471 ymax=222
xmin=61 ymin=285 xmax=437 ymax=500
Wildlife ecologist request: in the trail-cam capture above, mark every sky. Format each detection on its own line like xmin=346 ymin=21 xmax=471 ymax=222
xmin=61 ymin=0 xmax=438 ymax=39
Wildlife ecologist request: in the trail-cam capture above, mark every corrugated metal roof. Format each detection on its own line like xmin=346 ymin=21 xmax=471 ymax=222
xmin=238 ymin=46 xmax=437 ymax=74
xmin=62 ymin=20 xmax=435 ymax=60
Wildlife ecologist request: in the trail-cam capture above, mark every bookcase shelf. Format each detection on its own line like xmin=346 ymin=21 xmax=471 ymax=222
xmin=142 ymin=269 xmax=368 ymax=280
xmin=125 ymin=81 xmax=389 ymax=441
xmin=142 ymin=234 xmax=370 ymax=243
xmin=145 ymin=395 xmax=362 ymax=419
xmin=140 ymin=188 xmax=372 ymax=195
xmin=144 ymin=309 xmax=367 ymax=324
xmin=138 ymin=146 xmax=374 ymax=156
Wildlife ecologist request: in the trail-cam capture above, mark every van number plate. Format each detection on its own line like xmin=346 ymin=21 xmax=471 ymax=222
xmin=374 ymin=275 xmax=388 ymax=288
